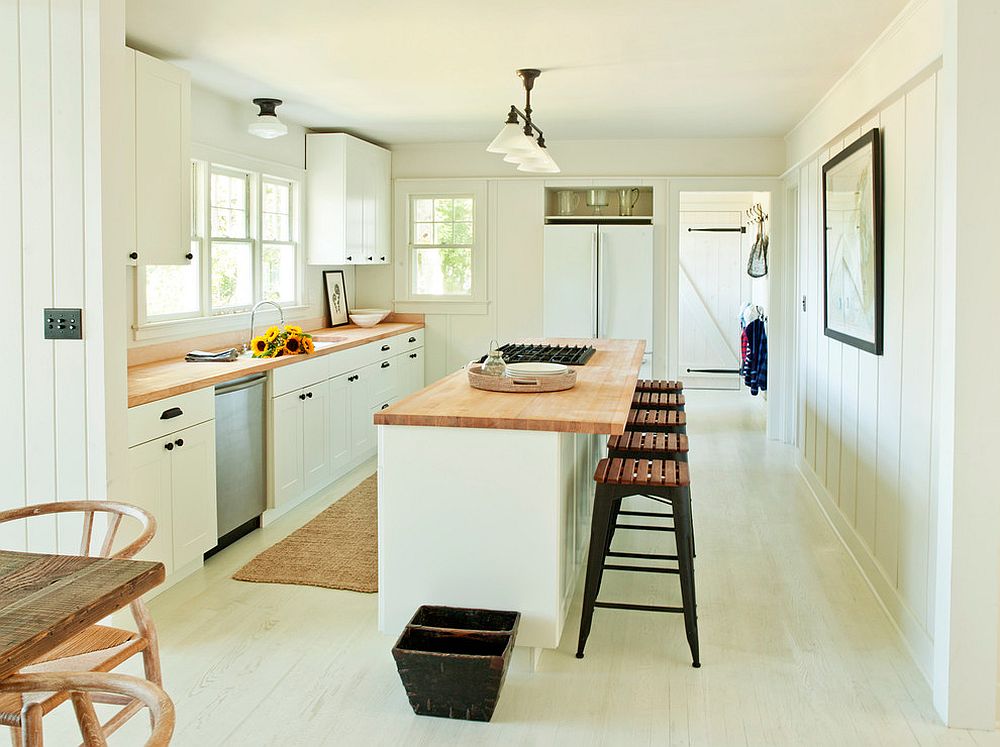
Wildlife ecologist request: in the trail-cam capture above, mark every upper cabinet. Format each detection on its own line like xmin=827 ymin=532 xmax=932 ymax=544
xmin=131 ymin=50 xmax=191 ymax=267
xmin=306 ymin=133 xmax=391 ymax=265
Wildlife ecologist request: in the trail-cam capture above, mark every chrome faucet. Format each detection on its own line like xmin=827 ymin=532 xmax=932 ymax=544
xmin=247 ymin=300 xmax=285 ymax=351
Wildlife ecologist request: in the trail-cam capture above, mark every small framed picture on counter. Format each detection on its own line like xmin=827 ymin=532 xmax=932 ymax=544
xmin=324 ymin=270 xmax=350 ymax=327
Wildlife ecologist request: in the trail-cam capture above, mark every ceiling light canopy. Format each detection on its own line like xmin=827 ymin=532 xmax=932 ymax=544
xmin=248 ymin=97 xmax=288 ymax=139
xmin=486 ymin=69 xmax=559 ymax=174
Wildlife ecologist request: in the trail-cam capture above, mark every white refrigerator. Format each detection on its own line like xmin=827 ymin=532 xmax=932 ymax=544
xmin=543 ymin=224 xmax=653 ymax=377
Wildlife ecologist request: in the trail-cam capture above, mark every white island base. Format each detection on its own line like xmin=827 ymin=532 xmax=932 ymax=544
xmin=377 ymin=424 xmax=600 ymax=654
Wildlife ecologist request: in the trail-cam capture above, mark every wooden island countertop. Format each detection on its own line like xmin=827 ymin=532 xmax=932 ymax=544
xmin=128 ymin=322 xmax=424 ymax=408
xmin=374 ymin=338 xmax=645 ymax=434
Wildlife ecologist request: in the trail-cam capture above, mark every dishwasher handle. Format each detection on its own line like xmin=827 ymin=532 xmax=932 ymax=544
xmin=215 ymin=373 xmax=267 ymax=396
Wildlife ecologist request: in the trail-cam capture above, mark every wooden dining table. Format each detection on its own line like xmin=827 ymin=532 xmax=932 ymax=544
xmin=0 ymin=550 xmax=165 ymax=679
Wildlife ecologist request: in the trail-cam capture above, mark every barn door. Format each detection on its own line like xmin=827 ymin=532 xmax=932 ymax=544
xmin=678 ymin=211 xmax=748 ymax=389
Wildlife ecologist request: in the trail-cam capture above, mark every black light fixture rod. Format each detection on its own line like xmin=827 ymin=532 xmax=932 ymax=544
xmin=516 ymin=69 xmax=542 ymax=138
xmin=507 ymin=105 xmax=544 ymax=140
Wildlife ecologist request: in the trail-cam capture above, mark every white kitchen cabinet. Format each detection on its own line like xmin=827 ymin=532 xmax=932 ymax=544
xmin=302 ymin=380 xmax=332 ymax=493
xmin=348 ymin=366 xmax=377 ymax=457
xmin=306 ymin=133 xmax=391 ymax=265
xmin=329 ymin=373 xmax=353 ymax=476
xmin=132 ymin=49 xmax=191 ymax=266
xmin=271 ymin=389 xmax=305 ymax=507
xmin=402 ymin=348 xmax=424 ymax=394
xmin=168 ymin=420 xmax=218 ymax=569
xmin=125 ymin=436 xmax=175 ymax=575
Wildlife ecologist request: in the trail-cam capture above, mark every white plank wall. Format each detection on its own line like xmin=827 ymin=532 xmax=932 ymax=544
xmin=1 ymin=0 xmax=110 ymax=552
xmin=792 ymin=70 xmax=941 ymax=677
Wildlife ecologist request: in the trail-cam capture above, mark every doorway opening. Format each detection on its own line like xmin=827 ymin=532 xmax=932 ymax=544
xmin=677 ymin=191 xmax=770 ymax=395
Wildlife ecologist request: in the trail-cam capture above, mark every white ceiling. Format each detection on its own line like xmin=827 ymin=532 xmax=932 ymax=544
xmin=125 ymin=0 xmax=908 ymax=146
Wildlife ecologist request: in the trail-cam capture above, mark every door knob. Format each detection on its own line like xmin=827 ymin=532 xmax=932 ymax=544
xmin=174 ymin=438 xmax=184 ymax=447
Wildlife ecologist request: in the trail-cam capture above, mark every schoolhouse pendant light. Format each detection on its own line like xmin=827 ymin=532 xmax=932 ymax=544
xmin=486 ymin=69 xmax=559 ymax=173
xmin=248 ymin=98 xmax=288 ymax=139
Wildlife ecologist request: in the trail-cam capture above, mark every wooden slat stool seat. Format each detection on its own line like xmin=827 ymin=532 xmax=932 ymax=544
xmin=631 ymin=391 xmax=685 ymax=410
xmin=576 ymin=458 xmax=700 ymax=667
xmin=608 ymin=431 xmax=689 ymax=461
xmin=635 ymin=379 xmax=683 ymax=393
xmin=626 ymin=408 xmax=687 ymax=433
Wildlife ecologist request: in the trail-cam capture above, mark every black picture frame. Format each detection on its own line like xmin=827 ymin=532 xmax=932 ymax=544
xmin=822 ymin=128 xmax=884 ymax=355
xmin=323 ymin=270 xmax=350 ymax=327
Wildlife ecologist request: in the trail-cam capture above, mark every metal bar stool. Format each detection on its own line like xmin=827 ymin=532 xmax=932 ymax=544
xmin=576 ymin=458 xmax=700 ymax=667
xmin=632 ymin=391 xmax=685 ymax=410
xmin=626 ymin=408 xmax=687 ymax=434
xmin=635 ymin=379 xmax=683 ymax=393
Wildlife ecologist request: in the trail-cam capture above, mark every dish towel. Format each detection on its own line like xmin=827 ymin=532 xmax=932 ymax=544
xmin=185 ymin=348 xmax=240 ymax=363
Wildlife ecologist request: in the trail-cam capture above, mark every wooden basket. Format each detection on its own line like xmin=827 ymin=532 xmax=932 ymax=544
xmin=466 ymin=362 xmax=576 ymax=393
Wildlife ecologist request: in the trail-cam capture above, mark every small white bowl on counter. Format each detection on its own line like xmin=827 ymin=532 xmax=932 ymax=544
xmin=349 ymin=308 xmax=391 ymax=327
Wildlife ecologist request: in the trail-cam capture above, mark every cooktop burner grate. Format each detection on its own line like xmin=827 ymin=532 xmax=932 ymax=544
xmin=485 ymin=343 xmax=597 ymax=366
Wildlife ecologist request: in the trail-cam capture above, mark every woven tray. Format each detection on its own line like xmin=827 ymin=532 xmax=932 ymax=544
xmin=466 ymin=363 xmax=576 ymax=393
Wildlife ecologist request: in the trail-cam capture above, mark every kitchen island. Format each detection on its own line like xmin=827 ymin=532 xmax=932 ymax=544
xmin=374 ymin=338 xmax=645 ymax=655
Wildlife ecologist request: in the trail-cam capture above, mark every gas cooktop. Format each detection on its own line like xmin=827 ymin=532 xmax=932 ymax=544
xmin=483 ymin=343 xmax=597 ymax=366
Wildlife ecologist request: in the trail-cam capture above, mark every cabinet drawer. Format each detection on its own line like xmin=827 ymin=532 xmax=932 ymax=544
xmin=400 ymin=329 xmax=423 ymax=351
xmin=328 ymin=343 xmax=372 ymax=379
xmin=271 ymin=355 xmax=330 ymax=397
xmin=370 ymin=357 xmax=400 ymax=406
xmin=128 ymin=388 xmax=214 ymax=448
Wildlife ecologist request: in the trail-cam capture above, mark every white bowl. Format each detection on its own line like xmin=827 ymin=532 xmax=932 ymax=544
xmin=349 ymin=308 xmax=390 ymax=327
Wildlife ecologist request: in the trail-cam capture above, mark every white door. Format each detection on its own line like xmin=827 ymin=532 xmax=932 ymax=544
xmin=302 ymin=379 xmax=332 ymax=493
xmin=678 ymin=211 xmax=746 ymax=389
xmin=349 ymin=366 xmax=376 ymax=458
xmin=271 ymin=390 xmax=304 ymax=507
xmin=170 ymin=420 xmax=218 ymax=568
xmin=125 ymin=438 xmax=174 ymax=574
xmin=543 ymin=225 xmax=597 ymax=339
xmin=598 ymin=225 xmax=653 ymax=349
xmin=329 ymin=373 xmax=352 ymax=479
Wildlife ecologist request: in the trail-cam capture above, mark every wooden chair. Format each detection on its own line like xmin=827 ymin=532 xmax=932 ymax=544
xmin=0 ymin=502 xmax=164 ymax=747
xmin=0 ymin=672 xmax=174 ymax=746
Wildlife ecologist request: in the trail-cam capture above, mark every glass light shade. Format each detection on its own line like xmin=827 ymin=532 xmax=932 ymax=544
xmin=487 ymin=123 xmax=535 ymax=154
xmin=517 ymin=146 xmax=560 ymax=173
xmin=503 ymin=151 xmax=526 ymax=164
xmin=248 ymin=114 xmax=288 ymax=139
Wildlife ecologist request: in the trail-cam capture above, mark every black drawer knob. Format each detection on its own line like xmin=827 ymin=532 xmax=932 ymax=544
xmin=381 ymin=403 xmax=389 ymax=410
xmin=174 ymin=438 xmax=184 ymax=447
xmin=306 ymin=392 xmax=313 ymax=398
xmin=408 ymin=337 xmax=416 ymax=343
xmin=164 ymin=442 xmax=174 ymax=451
xmin=381 ymin=361 xmax=390 ymax=369
xmin=129 ymin=251 xmax=138 ymax=260
xmin=381 ymin=344 xmax=390 ymax=351
xmin=409 ymin=353 xmax=417 ymax=359
xmin=185 ymin=252 xmax=194 ymax=260
xmin=299 ymin=393 xmax=306 ymax=400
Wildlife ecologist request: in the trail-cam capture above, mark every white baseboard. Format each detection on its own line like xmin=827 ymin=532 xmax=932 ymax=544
xmin=796 ymin=454 xmax=934 ymax=682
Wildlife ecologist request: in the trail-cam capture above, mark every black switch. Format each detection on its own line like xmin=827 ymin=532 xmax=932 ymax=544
xmin=44 ymin=308 xmax=83 ymax=340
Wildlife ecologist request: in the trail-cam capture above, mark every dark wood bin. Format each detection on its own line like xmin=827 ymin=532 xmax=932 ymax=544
xmin=392 ymin=605 xmax=520 ymax=722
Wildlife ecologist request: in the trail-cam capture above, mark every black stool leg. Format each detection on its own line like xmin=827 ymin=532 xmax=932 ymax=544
xmin=576 ymin=484 xmax=616 ymax=659
xmin=672 ymin=486 xmax=700 ymax=667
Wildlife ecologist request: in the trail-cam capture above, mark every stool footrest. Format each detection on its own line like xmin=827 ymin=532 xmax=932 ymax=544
xmin=593 ymin=601 xmax=685 ymax=614
xmin=607 ymin=551 xmax=679 ymax=561
xmin=603 ymin=564 xmax=679 ymax=575
xmin=615 ymin=523 xmax=675 ymax=532
xmin=619 ymin=510 xmax=674 ymax=519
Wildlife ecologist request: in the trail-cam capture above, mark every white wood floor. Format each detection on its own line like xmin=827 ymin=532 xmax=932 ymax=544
xmin=46 ymin=390 xmax=1000 ymax=745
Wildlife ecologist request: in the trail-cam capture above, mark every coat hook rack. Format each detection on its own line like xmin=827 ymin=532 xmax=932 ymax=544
xmin=746 ymin=203 xmax=768 ymax=225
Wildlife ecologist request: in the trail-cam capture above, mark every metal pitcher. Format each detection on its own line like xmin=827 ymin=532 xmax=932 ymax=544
xmin=618 ymin=188 xmax=640 ymax=216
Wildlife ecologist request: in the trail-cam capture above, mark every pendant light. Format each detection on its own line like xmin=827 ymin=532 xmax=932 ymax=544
xmin=486 ymin=69 xmax=559 ymax=173
xmin=248 ymin=98 xmax=288 ymax=139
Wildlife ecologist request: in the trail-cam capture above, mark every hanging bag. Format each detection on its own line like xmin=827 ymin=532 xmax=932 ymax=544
xmin=747 ymin=219 xmax=768 ymax=278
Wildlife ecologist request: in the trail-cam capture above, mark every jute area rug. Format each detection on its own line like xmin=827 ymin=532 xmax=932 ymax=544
xmin=233 ymin=474 xmax=377 ymax=592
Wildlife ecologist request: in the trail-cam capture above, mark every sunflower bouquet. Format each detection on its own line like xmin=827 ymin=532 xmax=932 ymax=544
xmin=250 ymin=324 xmax=315 ymax=358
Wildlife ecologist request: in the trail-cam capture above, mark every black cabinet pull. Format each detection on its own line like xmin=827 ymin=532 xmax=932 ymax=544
xmin=381 ymin=344 xmax=390 ymax=351
xmin=185 ymin=252 xmax=193 ymax=260
xmin=381 ymin=361 xmax=390 ymax=369
xmin=409 ymin=353 xmax=417 ymax=359
xmin=306 ymin=392 xmax=313 ymax=398
xmin=367 ymin=256 xmax=373 ymax=261
xmin=348 ymin=374 xmax=359 ymax=382
xmin=164 ymin=442 xmax=174 ymax=451
xmin=346 ymin=255 xmax=352 ymax=261
xmin=381 ymin=403 xmax=389 ymax=410
xmin=129 ymin=251 xmax=138 ymax=261
xmin=380 ymin=256 xmax=386 ymax=262
xmin=408 ymin=337 xmax=416 ymax=343
xmin=299 ymin=393 xmax=306 ymax=400
xmin=160 ymin=407 xmax=183 ymax=420
xmin=175 ymin=438 xmax=184 ymax=447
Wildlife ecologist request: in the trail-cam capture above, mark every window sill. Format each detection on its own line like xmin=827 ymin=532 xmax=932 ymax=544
xmin=393 ymin=300 xmax=490 ymax=316
xmin=133 ymin=305 xmax=313 ymax=342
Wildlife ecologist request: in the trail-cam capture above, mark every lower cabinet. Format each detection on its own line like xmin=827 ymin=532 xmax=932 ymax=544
xmin=271 ymin=379 xmax=330 ymax=508
xmin=126 ymin=418 xmax=218 ymax=575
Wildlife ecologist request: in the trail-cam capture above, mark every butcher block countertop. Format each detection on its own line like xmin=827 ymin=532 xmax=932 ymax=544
xmin=374 ymin=338 xmax=645 ymax=434
xmin=127 ymin=322 xmax=424 ymax=408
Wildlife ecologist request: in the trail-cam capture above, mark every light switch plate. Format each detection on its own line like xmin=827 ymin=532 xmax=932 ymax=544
xmin=44 ymin=308 xmax=83 ymax=340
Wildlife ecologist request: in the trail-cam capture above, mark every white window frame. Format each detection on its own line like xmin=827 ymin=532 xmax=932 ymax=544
xmin=260 ymin=174 xmax=299 ymax=305
xmin=134 ymin=146 xmax=307 ymax=338
xmin=208 ymin=163 xmax=255 ymax=315
xmin=394 ymin=179 xmax=489 ymax=314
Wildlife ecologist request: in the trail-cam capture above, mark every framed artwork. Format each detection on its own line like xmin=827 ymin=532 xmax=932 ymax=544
xmin=822 ymin=128 xmax=884 ymax=355
xmin=323 ymin=270 xmax=350 ymax=327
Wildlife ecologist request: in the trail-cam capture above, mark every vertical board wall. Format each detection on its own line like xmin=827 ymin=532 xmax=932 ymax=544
xmin=0 ymin=0 xmax=110 ymax=551
xmin=791 ymin=69 xmax=941 ymax=677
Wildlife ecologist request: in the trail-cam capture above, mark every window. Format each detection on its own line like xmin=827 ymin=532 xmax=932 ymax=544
xmin=410 ymin=196 xmax=475 ymax=296
xmin=140 ymin=159 xmax=302 ymax=327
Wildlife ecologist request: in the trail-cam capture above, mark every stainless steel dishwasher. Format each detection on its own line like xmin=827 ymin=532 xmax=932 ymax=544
xmin=211 ymin=373 xmax=267 ymax=554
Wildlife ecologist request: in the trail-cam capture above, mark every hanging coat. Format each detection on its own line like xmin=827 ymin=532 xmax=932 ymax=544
xmin=741 ymin=318 xmax=767 ymax=395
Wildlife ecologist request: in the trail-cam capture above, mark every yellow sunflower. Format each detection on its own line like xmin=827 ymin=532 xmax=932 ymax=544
xmin=250 ymin=336 xmax=268 ymax=356
xmin=301 ymin=336 xmax=315 ymax=354
xmin=284 ymin=324 xmax=303 ymax=335
xmin=264 ymin=326 xmax=280 ymax=343
xmin=283 ymin=334 xmax=303 ymax=355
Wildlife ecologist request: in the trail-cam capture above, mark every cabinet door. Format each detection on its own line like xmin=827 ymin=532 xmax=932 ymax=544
xmin=306 ymin=133 xmax=348 ymax=265
xmin=170 ymin=420 xmax=218 ymax=568
xmin=348 ymin=367 xmax=376 ymax=458
xmin=329 ymin=373 xmax=352 ymax=479
xmin=125 ymin=438 xmax=174 ymax=575
xmin=373 ymin=147 xmax=391 ymax=263
xmin=134 ymin=51 xmax=190 ymax=266
xmin=302 ymin=380 xmax=332 ymax=494
xmin=345 ymin=137 xmax=367 ymax=264
xmin=362 ymin=146 xmax=378 ymax=263
xmin=404 ymin=349 xmax=424 ymax=395
xmin=370 ymin=356 xmax=399 ymax=406
xmin=271 ymin=390 xmax=304 ymax=507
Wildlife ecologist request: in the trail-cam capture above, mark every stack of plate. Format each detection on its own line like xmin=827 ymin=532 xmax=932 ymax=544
xmin=505 ymin=362 xmax=569 ymax=378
